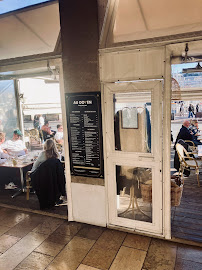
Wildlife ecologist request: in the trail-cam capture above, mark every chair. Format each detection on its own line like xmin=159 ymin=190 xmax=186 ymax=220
xmin=29 ymin=129 xmax=41 ymax=144
xmin=184 ymin=140 xmax=197 ymax=152
xmin=53 ymin=137 xmax=63 ymax=154
xmin=176 ymin=143 xmax=200 ymax=187
xmin=41 ymin=130 xmax=52 ymax=142
xmin=26 ymin=171 xmax=32 ymax=200
xmin=30 ymin=158 xmax=66 ymax=209
xmin=24 ymin=130 xmax=31 ymax=149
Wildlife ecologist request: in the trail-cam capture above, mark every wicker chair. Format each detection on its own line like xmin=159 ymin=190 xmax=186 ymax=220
xmin=184 ymin=140 xmax=197 ymax=152
xmin=26 ymin=171 xmax=32 ymax=200
xmin=29 ymin=129 xmax=41 ymax=144
xmin=176 ymin=143 xmax=200 ymax=187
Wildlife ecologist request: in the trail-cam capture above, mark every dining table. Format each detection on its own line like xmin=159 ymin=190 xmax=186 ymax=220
xmin=0 ymin=155 xmax=34 ymax=198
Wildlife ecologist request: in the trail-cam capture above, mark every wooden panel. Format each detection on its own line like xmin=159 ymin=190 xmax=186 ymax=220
xmin=100 ymin=46 xmax=165 ymax=82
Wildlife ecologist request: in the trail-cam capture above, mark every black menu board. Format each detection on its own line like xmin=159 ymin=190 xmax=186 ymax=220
xmin=66 ymin=92 xmax=104 ymax=178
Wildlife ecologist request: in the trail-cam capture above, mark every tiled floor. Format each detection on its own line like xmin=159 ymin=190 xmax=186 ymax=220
xmin=0 ymin=206 xmax=201 ymax=270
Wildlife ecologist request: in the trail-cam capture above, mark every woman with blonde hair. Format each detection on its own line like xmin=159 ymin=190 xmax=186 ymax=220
xmin=31 ymin=139 xmax=66 ymax=209
xmin=31 ymin=139 xmax=59 ymax=172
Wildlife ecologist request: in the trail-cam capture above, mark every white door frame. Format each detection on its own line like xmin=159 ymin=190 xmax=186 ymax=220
xmin=103 ymin=80 xmax=163 ymax=236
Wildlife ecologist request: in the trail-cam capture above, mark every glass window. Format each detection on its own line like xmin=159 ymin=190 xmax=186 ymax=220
xmin=116 ymin=165 xmax=152 ymax=223
xmin=114 ymin=92 xmax=151 ymax=152
xmin=0 ymin=80 xmax=18 ymax=139
xmin=0 ymin=0 xmax=51 ymax=15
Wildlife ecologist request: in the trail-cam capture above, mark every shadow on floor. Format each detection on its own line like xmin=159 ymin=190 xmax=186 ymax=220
xmin=0 ymin=189 xmax=68 ymax=217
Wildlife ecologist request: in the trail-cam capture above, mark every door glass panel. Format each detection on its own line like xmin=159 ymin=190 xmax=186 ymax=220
xmin=114 ymin=92 xmax=151 ymax=152
xmin=0 ymin=80 xmax=18 ymax=139
xmin=116 ymin=165 xmax=152 ymax=223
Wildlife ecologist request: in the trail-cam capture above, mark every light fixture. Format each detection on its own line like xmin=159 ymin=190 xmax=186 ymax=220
xmin=182 ymin=62 xmax=202 ymax=73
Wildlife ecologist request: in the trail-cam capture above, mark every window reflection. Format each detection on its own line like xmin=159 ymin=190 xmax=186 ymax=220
xmin=0 ymin=80 xmax=18 ymax=139
xmin=114 ymin=92 xmax=151 ymax=152
xmin=116 ymin=165 xmax=152 ymax=223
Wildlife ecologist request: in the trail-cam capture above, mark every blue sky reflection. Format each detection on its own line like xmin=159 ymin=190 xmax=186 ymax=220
xmin=0 ymin=0 xmax=52 ymax=15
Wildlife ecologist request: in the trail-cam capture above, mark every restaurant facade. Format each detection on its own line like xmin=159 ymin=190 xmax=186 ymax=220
xmin=1 ymin=0 xmax=202 ymax=242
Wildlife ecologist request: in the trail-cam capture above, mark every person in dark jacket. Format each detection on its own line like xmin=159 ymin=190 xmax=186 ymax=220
xmin=174 ymin=120 xmax=194 ymax=177
xmin=174 ymin=120 xmax=193 ymax=149
xmin=174 ymin=139 xmax=191 ymax=176
xmin=31 ymin=139 xmax=66 ymax=209
xmin=31 ymin=158 xmax=66 ymax=209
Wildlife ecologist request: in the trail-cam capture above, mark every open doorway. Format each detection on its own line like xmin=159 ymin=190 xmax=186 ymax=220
xmin=171 ymin=61 xmax=202 ymax=243
xmin=0 ymin=62 xmax=68 ymax=217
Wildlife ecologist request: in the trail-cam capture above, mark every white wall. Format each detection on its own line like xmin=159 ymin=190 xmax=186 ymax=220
xmin=71 ymin=183 xmax=106 ymax=227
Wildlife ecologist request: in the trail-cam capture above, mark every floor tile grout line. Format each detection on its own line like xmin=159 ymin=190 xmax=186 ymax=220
xmin=42 ymin=223 xmax=86 ymax=269
xmin=78 ymin=227 xmax=107 ymax=269
xmin=12 ymin=223 xmax=75 ymax=270
xmin=107 ymin=232 xmax=128 ymax=270
xmin=141 ymin=237 xmax=152 ymax=270
xmin=43 ymin=235 xmax=89 ymax=270
xmin=1 ymin=214 xmax=66 ymax=269
xmin=13 ymin=250 xmax=55 ymax=270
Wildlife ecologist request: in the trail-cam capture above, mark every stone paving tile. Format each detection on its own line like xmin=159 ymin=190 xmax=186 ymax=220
xmin=14 ymin=251 xmax=53 ymax=270
xmin=143 ymin=239 xmax=177 ymax=270
xmin=35 ymin=239 xmax=65 ymax=257
xmin=110 ymin=246 xmax=146 ymax=270
xmin=0 ymin=210 xmax=30 ymax=228
xmin=53 ymin=221 xmax=83 ymax=237
xmin=0 ymin=208 xmax=15 ymax=219
xmin=6 ymin=214 xmax=46 ymax=238
xmin=82 ymin=229 xmax=126 ymax=270
xmin=46 ymin=236 xmax=95 ymax=270
xmin=46 ymin=231 xmax=73 ymax=246
xmin=0 ymin=232 xmax=48 ymax=270
xmin=77 ymin=265 xmax=101 ymax=270
xmin=0 ymin=225 xmax=10 ymax=237
xmin=176 ymin=244 xmax=202 ymax=263
xmin=123 ymin=234 xmax=151 ymax=251
xmin=32 ymin=217 xmax=64 ymax=235
xmin=76 ymin=224 xmax=105 ymax=241
xmin=0 ymin=234 xmax=20 ymax=253
xmin=175 ymin=258 xmax=202 ymax=270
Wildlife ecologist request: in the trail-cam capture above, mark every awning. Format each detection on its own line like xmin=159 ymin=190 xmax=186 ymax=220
xmin=0 ymin=1 xmax=60 ymax=61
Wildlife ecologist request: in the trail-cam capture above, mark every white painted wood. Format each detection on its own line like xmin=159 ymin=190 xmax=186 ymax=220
xmin=103 ymin=80 xmax=163 ymax=235
xmin=100 ymin=46 xmax=165 ymax=82
xmin=163 ymin=47 xmax=171 ymax=239
xmin=101 ymin=85 xmax=109 ymax=225
xmin=71 ymin=183 xmax=106 ymax=227
xmin=105 ymin=0 xmax=202 ymax=45
xmin=100 ymin=0 xmax=118 ymax=49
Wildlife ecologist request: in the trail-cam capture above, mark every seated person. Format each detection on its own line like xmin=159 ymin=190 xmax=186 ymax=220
xmin=30 ymin=139 xmax=66 ymax=209
xmin=189 ymin=120 xmax=202 ymax=146
xmin=31 ymin=139 xmax=58 ymax=172
xmin=2 ymin=129 xmax=28 ymax=156
xmin=174 ymin=139 xmax=192 ymax=177
xmin=54 ymin=124 xmax=63 ymax=145
xmin=41 ymin=121 xmax=55 ymax=141
xmin=0 ymin=132 xmax=9 ymax=164
xmin=174 ymin=120 xmax=193 ymax=149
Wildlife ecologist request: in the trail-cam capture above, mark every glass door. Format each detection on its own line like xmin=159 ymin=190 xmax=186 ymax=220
xmin=104 ymin=80 xmax=163 ymax=235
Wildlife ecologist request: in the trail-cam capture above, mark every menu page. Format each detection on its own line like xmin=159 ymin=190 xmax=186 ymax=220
xmin=66 ymin=93 xmax=104 ymax=177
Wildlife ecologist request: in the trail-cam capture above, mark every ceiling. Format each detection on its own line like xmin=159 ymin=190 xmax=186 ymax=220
xmin=113 ymin=0 xmax=202 ymax=43
xmin=0 ymin=1 xmax=60 ymax=60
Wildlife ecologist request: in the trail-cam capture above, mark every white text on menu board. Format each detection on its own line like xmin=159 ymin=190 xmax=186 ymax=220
xmin=73 ymin=100 xmax=92 ymax=105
